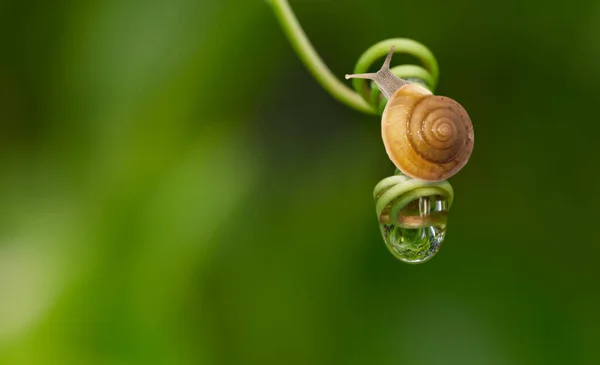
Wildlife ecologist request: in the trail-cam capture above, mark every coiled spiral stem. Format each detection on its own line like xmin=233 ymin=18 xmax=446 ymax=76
xmin=351 ymin=39 xmax=439 ymax=114
xmin=267 ymin=0 xmax=439 ymax=115
xmin=374 ymin=170 xmax=453 ymax=226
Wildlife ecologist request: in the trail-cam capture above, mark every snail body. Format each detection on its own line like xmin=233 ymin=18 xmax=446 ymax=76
xmin=346 ymin=47 xmax=474 ymax=181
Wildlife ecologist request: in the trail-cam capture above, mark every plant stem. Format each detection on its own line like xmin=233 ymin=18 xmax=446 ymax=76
xmin=267 ymin=0 xmax=376 ymax=114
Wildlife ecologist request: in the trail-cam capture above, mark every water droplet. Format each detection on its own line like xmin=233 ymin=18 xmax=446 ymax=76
xmin=380 ymin=195 xmax=448 ymax=263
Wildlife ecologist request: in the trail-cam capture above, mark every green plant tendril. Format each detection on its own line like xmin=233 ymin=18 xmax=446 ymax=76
xmin=373 ymin=170 xmax=453 ymax=227
xmin=267 ymin=0 xmax=440 ymax=115
xmin=354 ymin=40 xmax=439 ymax=114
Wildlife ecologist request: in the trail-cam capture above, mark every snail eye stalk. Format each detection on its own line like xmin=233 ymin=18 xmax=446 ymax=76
xmin=345 ymin=46 xmax=409 ymax=99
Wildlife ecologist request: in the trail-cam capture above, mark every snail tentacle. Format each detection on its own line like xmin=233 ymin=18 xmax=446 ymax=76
xmin=351 ymin=39 xmax=440 ymax=114
xmin=346 ymin=46 xmax=410 ymax=99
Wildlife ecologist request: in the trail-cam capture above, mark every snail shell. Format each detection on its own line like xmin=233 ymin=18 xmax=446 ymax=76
xmin=346 ymin=46 xmax=474 ymax=182
xmin=382 ymin=83 xmax=474 ymax=181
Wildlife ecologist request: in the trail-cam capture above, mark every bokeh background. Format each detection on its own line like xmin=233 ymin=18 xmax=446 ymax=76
xmin=2 ymin=0 xmax=600 ymax=364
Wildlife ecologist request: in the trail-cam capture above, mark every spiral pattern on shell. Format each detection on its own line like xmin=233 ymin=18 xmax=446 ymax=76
xmin=382 ymin=84 xmax=474 ymax=181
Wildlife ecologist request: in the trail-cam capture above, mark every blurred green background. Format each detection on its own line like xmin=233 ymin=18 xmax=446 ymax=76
xmin=2 ymin=0 xmax=600 ymax=364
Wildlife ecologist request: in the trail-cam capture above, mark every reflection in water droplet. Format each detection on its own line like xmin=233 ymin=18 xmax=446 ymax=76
xmin=380 ymin=195 xmax=448 ymax=263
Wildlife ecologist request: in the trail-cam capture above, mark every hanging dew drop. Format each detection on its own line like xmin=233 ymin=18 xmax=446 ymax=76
xmin=379 ymin=195 xmax=449 ymax=263
xmin=374 ymin=171 xmax=453 ymax=264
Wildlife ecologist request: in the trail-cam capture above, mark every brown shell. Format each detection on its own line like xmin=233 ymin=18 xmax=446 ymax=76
xmin=381 ymin=84 xmax=474 ymax=181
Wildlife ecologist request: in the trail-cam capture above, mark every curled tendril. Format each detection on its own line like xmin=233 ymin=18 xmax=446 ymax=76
xmin=267 ymin=0 xmax=439 ymax=115
xmin=352 ymin=39 xmax=439 ymax=114
xmin=374 ymin=170 xmax=453 ymax=226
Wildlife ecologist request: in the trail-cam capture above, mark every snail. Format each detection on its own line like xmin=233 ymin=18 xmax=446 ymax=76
xmin=346 ymin=46 xmax=474 ymax=182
